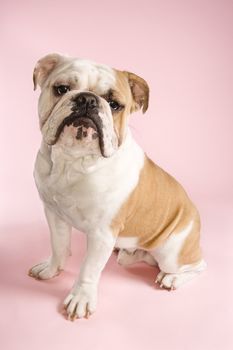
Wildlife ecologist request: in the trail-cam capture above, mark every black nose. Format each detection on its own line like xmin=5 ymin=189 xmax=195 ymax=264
xmin=75 ymin=92 xmax=98 ymax=110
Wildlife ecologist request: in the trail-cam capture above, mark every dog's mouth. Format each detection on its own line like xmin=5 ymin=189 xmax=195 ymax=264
xmin=55 ymin=114 xmax=98 ymax=140
xmin=54 ymin=112 xmax=108 ymax=156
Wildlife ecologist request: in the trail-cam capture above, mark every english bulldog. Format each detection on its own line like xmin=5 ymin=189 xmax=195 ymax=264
xmin=29 ymin=53 xmax=206 ymax=320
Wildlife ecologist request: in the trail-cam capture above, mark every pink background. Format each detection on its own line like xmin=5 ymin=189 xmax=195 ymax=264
xmin=1 ymin=0 xmax=233 ymax=349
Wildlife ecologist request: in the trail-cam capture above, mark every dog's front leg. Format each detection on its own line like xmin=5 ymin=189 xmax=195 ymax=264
xmin=29 ymin=206 xmax=72 ymax=279
xmin=64 ymin=228 xmax=116 ymax=320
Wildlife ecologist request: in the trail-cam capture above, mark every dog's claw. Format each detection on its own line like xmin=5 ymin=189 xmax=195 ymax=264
xmin=68 ymin=313 xmax=77 ymax=322
xmin=61 ymin=308 xmax=67 ymax=316
xmin=85 ymin=310 xmax=91 ymax=319
xmin=71 ymin=315 xmax=77 ymax=322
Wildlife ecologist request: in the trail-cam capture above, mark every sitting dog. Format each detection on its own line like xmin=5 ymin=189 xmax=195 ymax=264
xmin=29 ymin=53 xmax=206 ymax=320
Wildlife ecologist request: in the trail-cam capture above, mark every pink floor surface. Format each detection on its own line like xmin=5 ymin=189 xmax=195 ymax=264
xmin=1 ymin=199 xmax=232 ymax=350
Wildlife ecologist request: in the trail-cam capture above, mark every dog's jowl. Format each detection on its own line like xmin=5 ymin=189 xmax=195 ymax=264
xmin=29 ymin=53 xmax=206 ymax=320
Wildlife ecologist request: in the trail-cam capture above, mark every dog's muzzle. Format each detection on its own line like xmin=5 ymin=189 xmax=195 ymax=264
xmin=55 ymin=92 xmax=101 ymax=143
xmin=44 ymin=91 xmax=118 ymax=158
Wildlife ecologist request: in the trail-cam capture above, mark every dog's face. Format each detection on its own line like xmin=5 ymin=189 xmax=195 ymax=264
xmin=33 ymin=54 xmax=149 ymax=157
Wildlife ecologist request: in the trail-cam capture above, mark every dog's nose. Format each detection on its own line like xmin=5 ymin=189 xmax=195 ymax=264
xmin=75 ymin=92 xmax=98 ymax=110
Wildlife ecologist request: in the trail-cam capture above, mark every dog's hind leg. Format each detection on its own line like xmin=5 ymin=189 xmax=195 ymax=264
xmin=117 ymin=248 xmax=157 ymax=266
xmin=152 ymin=220 xmax=207 ymax=290
xmin=155 ymin=260 xmax=207 ymax=290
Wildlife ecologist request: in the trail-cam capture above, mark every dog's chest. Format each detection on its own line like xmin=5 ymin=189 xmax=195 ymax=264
xmin=34 ymin=141 xmax=144 ymax=233
xmin=35 ymin=157 xmax=113 ymax=232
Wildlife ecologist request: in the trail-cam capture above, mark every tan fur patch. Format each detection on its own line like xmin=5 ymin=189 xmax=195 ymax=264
xmin=111 ymin=155 xmax=202 ymax=266
xmin=112 ymin=70 xmax=134 ymax=145
xmin=112 ymin=70 xmax=149 ymax=145
xmin=178 ymin=220 xmax=202 ymax=265
xmin=123 ymin=71 xmax=149 ymax=113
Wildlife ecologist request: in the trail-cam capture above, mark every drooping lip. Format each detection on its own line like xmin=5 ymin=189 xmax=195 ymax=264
xmin=55 ymin=113 xmax=97 ymax=140
xmin=53 ymin=111 xmax=107 ymax=156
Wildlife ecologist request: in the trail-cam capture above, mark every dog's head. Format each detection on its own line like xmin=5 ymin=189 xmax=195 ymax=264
xmin=33 ymin=53 xmax=149 ymax=157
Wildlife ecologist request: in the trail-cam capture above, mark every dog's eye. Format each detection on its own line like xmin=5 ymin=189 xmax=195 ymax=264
xmin=54 ymin=85 xmax=70 ymax=95
xmin=108 ymin=100 xmax=121 ymax=111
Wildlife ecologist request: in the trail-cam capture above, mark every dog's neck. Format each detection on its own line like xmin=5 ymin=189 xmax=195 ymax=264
xmin=39 ymin=128 xmax=133 ymax=175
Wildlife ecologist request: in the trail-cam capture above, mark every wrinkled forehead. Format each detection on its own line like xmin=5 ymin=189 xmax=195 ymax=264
xmin=49 ymin=58 xmax=116 ymax=95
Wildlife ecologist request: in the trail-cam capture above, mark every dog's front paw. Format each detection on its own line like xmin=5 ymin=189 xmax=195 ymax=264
xmin=28 ymin=260 xmax=61 ymax=280
xmin=63 ymin=283 xmax=97 ymax=320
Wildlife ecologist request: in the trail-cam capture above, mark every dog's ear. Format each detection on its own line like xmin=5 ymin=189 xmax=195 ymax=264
xmin=33 ymin=53 xmax=63 ymax=90
xmin=123 ymin=71 xmax=149 ymax=113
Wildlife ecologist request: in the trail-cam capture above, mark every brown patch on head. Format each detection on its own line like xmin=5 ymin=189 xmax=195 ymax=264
xmin=110 ymin=70 xmax=133 ymax=145
xmin=112 ymin=70 xmax=149 ymax=145
xmin=123 ymin=71 xmax=149 ymax=114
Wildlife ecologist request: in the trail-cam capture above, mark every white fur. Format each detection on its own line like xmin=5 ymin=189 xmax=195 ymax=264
xmin=115 ymin=237 xmax=139 ymax=249
xmin=151 ymin=220 xmax=194 ymax=274
xmin=45 ymin=58 xmax=116 ymax=95
xmin=155 ymin=259 xmax=207 ymax=289
xmin=71 ymin=59 xmax=116 ymax=95
xmin=117 ymin=249 xmax=157 ymax=266
xmin=32 ymin=130 xmax=145 ymax=318
xmin=64 ymin=227 xmax=117 ymax=319
xmin=34 ymin=130 xmax=144 ymax=232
